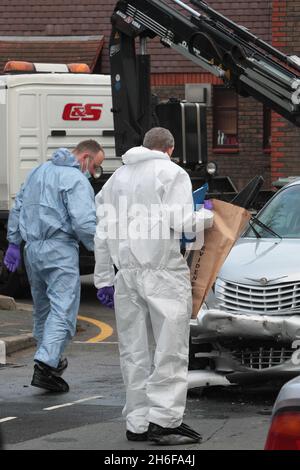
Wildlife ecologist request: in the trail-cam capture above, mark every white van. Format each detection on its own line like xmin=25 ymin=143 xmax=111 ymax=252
xmin=0 ymin=62 xmax=119 ymax=295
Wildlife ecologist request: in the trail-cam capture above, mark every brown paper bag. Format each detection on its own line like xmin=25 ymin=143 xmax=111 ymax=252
xmin=187 ymin=199 xmax=251 ymax=318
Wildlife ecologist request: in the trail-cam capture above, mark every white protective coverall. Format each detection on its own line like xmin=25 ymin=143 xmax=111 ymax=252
xmin=94 ymin=146 xmax=213 ymax=433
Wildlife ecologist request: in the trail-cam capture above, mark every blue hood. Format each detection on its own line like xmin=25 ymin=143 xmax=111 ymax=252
xmin=51 ymin=148 xmax=80 ymax=169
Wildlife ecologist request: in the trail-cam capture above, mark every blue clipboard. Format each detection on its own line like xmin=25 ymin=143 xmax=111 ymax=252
xmin=193 ymin=183 xmax=209 ymax=209
xmin=181 ymin=183 xmax=209 ymax=248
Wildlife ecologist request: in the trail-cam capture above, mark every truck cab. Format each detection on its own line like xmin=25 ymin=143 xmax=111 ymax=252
xmin=0 ymin=61 xmax=119 ymax=296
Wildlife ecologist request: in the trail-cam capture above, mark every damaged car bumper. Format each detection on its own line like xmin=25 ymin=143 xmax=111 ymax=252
xmin=191 ymin=308 xmax=300 ymax=342
xmin=188 ymin=309 xmax=300 ymax=388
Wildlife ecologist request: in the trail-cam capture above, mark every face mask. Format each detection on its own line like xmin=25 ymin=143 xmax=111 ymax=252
xmin=84 ymin=169 xmax=92 ymax=179
xmin=94 ymin=165 xmax=103 ymax=179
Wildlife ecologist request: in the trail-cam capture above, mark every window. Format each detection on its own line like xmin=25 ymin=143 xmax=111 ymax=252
xmin=213 ymin=87 xmax=238 ymax=151
xmin=245 ymin=185 xmax=300 ymax=239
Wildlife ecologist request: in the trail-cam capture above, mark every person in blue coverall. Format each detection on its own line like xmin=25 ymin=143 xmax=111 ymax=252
xmin=4 ymin=140 xmax=104 ymax=393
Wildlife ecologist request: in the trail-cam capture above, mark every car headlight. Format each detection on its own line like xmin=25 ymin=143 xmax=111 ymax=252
xmin=206 ymin=161 xmax=218 ymax=176
xmin=190 ymin=302 xmax=208 ymax=327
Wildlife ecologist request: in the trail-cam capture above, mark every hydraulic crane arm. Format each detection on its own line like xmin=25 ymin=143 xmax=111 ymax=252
xmin=110 ymin=0 xmax=300 ymax=157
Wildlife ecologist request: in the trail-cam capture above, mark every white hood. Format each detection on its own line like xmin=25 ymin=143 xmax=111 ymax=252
xmin=220 ymin=237 xmax=300 ymax=284
xmin=122 ymin=146 xmax=169 ymax=165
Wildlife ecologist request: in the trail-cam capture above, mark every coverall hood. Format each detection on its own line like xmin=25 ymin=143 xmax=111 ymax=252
xmin=51 ymin=148 xmax=80 ymax=169
xmin=122 ymin=146 xmax=169 ymax=165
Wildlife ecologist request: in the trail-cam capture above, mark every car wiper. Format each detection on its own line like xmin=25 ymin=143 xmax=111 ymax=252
xmin=248 ymin=218 xmax=261 ymax=238
xmin=250 ymin=216 xmax=282 ymax=239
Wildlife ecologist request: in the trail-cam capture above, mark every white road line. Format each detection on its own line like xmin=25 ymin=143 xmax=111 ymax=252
xmin=73 ymin=395 xmax=103 ymax=404
xmin=0 ymin=417 xmax=17 ymax=423
xmin=43 ymin=395 xmax=103 ymax=411
xmin=43 ymin=403 xmax=74 ymax=411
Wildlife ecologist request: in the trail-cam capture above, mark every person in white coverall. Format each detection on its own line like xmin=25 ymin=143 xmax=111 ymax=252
xmin=94 ymin=127 xmax=213 ymax=445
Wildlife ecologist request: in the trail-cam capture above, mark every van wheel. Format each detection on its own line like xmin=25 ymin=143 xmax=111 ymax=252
xmin=0 ymin=242 xmax=30 ymax=299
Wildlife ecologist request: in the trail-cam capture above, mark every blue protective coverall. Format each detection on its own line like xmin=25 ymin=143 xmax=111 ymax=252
xmin=7 ymin=149 xmax=96 ymax=368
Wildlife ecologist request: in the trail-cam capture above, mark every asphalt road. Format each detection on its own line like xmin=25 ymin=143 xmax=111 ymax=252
xmin=0 ymin=279 xmax=278 ymax=451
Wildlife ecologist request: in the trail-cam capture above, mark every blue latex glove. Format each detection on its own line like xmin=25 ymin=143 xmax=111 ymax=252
xmin=4 ymin=243 xmax=21 ymax=272
xmin=97 ymin=286 xmax=114 ymax=309
xmin=204 ymin=199 xmax=213 ymax=210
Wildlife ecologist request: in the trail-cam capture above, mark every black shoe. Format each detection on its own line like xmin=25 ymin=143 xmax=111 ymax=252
xmin=126 ymin=429 xmax=149 ymax=442
xmin=148 ymin=422 xmax=202 ymax=446
xmin=52 ymin=357 xmax=68 ymax=377
xmin=31 ymin=362 xmax=69 ymax=393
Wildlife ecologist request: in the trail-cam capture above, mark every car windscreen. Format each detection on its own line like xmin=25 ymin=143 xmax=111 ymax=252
xmin=245 ymin=185 xmax=300 ymax=238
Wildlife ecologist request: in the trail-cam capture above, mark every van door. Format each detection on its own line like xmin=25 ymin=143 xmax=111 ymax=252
xmin=41 ymin=76 xmax=118 ymax=174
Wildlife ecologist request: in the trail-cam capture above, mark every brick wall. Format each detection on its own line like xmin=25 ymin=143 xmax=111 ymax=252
xmin=236 ymin=97 xmax=271 ymax=189
xmin=270 ymin=0 xmax=300 ymax=183
xmin=150 ymin=1 xmax=274 ymax=191
xmin=1 ymin=0 xmax=299 ymax=189
xmin=151 ymin=1 xmax=300 ymax=191
xmin=210 ymin=96 xmax=271 ymax=191
xmin=153 ymin=84 xmax=271 ymax=191
xmin=0 ymin=0 xmax=272 ymax=75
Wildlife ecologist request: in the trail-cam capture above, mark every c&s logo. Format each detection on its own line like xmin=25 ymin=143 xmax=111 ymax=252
xmin=62 ymin=103 xmax=103 ymax=121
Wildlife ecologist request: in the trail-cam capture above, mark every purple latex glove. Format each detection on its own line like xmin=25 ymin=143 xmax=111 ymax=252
xmin=204 ymin=199 xmax=213 ymax=211
xmin=4 ymin=243 xmax=21 ymax=272
xmin=97 ymin=286 xmax=115 ymax=309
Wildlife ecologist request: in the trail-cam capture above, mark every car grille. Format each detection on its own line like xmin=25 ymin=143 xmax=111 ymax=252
xmin=231 ymin=345 xmax=294 ymax=370
xmin=216 ymin=279 xmax=300 ymax=313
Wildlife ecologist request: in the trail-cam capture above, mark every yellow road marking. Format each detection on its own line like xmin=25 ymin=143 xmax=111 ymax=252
xmin=77 ymin=315 xmax=113 ymax=343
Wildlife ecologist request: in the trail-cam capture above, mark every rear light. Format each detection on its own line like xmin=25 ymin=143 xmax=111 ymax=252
xmin=67 ymin=63 xmax=90 ymax=73
xmin=4 ymin=61 xmax=35 ymax=73
xmin=265 ymin=411 xmax=300 ymax=450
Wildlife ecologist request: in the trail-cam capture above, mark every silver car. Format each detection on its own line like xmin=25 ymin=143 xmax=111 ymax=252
xmin=188 ymin=180 xmax=300 ymax=389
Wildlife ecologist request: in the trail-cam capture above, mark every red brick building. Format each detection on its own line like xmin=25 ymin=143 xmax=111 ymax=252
xmin=0 ymin=0 xmax=299 ymax=190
